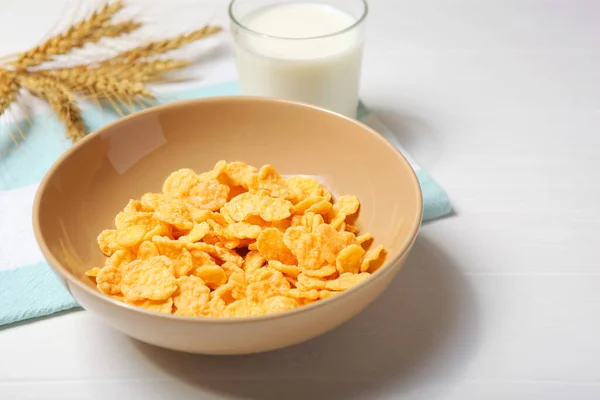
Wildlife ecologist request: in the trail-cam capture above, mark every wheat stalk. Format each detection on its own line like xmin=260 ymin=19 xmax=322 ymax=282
xmin=16 ymin=74 xmax=86 ymax=141
xmin=10 ymin=1 xmax=124 ymax=69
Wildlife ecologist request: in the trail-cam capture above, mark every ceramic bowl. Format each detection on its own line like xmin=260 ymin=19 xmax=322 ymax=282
xmin=33 ymin=97 xmax=422 ymax=355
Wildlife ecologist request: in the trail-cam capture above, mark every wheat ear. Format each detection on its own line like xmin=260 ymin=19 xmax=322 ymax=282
xmin=49 ymin=59 xmax=190 ymax=85
xmin=16 ymin=74 xmax=85 ymax=141
xmin=10 ymin=1 xmax=124 ymax=69
xmin=0 ymin=70 xmax=19 ymax=116
xmin=111 ymin=25 xmax=221 ymax=63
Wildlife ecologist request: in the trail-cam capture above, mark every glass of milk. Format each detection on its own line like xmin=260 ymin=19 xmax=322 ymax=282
xmin=229 ymin=0 xmax=368 ymax=118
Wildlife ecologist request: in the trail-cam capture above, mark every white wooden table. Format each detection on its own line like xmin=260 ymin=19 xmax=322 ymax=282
xmin=1 ymin=0 xmax=599 ymax=399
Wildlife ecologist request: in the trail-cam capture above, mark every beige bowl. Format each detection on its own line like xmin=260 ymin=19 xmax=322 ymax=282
xmin=33 ymin=97 xmax=422 ymax=355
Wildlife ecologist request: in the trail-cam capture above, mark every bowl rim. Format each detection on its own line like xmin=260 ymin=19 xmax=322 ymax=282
xmin=32 ymin=96 xmax=423 ymax=324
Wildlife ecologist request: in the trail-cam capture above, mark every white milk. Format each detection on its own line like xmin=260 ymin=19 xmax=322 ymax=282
xmin=232 ymin=2 xmax=365 ymax=118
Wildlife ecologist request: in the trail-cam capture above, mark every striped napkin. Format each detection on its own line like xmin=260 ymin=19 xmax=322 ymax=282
xmin=0 ymin=81 xmax=451 ymax=327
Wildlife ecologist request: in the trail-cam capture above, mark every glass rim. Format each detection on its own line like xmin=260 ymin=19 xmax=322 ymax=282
xmin=228 ymin=0 xmax=368 ymax=41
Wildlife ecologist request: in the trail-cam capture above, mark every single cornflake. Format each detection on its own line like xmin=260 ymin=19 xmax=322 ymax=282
xmin=128 ymin=298 xmax=173 ymax=314
xmin=268 ymin=260 xmax=299 ymax=278
xmin=325 ymin=272 xmax=371 ymax=291
xmin=179 ymin=221 xmax=211 ymax=243
xmin=163 ymin=169 xmax=200 ymax=198
xmin=335 ymin=244 xmax=365 ymax=275
xmin=222 ymin=192 xmax=292 ymax=223
xmin=188 ymin=179 xmax=230 ymax=211
xmin=242 ymin=250 xmax=266 ymax=274
xmin=193 ymin=264 xmax=227 ymax=289
xmin=154 ymin=199 xmax=193 ymax=230
xmin=360 ymin=244 xmax=386 ymax=273
xmin=137 ymin=241 xmax=159 ymax=260
xmin=297 ymin=273 xmax=326 ymax=290
xmin=246 ymin=267 xmax=291 ymax=302
xmin=287 ymin=176 xmax=331 ymax=204
xmin=328 ymin=195 xmax=360 ymax=229
xmin=256 ymin=228 xmax=297 ymax=265
xmin=197 ymin=160 xmax=227 ymax=182
xmin=319 ymin=290 xmax=337 ymax=300
xmin=251 ymin=164 xmax=292 ymax=198
xmin=356 ymin=232 xmax=373 ymax=246
xmin=96 ymin=266 xmax=123 ymax=296
xmin=260 ymin=296 xmax=299 ymax=314
xmin=114 ymin=209 xmax=153 ymax=231
xmin=172 ymin=275 xmax=210 ymax=316
xmin=287 ymin=288 xmax=320 ymax=300
xmin=140 ymin=192 xmax=169 ymax=211
xmin=292 ymin=196 xmax=324 ymax=214
xmin=104 ymin=248 xmax=135 ymax=269
xmin=283 ymin=227 xmax=321 ymax=270
xmin=302 ymin=265 xmax=337 ymax=278
xmin=121 ymin=256 xmax=177 ymax=301
xmin=85 ymin=267 xmax=101 ymax=278
xmin=223 ymin=299 xmax=261 ymax=318
xmin=221 ymin=161 xmax=258 ymax=189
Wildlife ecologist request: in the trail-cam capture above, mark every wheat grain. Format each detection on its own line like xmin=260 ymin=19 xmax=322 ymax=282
xmin=10 ymin=1 xmax=124 ymax=69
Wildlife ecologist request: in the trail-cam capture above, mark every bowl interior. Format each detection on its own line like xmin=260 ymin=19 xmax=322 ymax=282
xmin=35 ymin=97 xmax=422 ymax=294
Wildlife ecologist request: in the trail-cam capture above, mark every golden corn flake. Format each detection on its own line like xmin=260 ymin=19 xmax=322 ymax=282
xmin=137 ymin=241 xmax=159 ymax=260
xmin=297 ymin=273 xmax=327 ymax=290
xmin=242 ymin=250 xmax=265 ymax=274
xmin=222 ymin=161 xmax=257 ymax=189
xmin=154 ymin=200 xmax=193 ymax=230
xmin=268 ymin=260 xmax=299 ymax=278
xmin=85 ymin=267 xmax=101 ymax=278
xmin=193 ymin=264 xmax=227 ymax=289
xmin=360 ymin=244 xmax=386 ymax=273
xmin=336 ymin=244 xmax=365 ymax=275
xmin=172 ymin=275 xmax=210 ymax=317
xmin=114 ymin=209 xmax=153 ymax=231
xmin=188 ymin=179 xmax=230 ymax=211
xmin=163 ymin=168 xmax=200 ymax=198
xmin=251 ymin=164 xmax=292 ymax=199
xmin=128 ymin=298 xmax=173 ymax=314
xmin=222 ymin=192 xmax=292 ymax=223
xmin=356 ymin=232 xmax=373 ymax=246
xmin=96 ymin=266 xmax=122 ymax=296
xmin=288 ymin=288 xmax=320 ymax=300
xmin=261 ymin=296 xmax=300 ymax=313
xmin=257 ymin=228 xmax=297 ymax=265
xmin=179 ymin=221 xmax=210 ymax=243
xmin=121 ymin=256 xmax=177 ymax=301
xmin=287 ymin=176 xmax=332 ymax=204
xmin=89 ymin=161 xmax=387 ymax=318
xmin=325 ymin=272 xmax=371 ymax=291
xmin=97 ymin=229 xmax=119 ymax=256
xmin=328 ymin=195 xmax=360 ymax=229
xmin=105 ymin=248 xmax=135 ymax=269
xmin=302 ymin=265 xmax=337 ymax=278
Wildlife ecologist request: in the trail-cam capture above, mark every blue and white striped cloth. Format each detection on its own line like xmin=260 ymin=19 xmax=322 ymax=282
xmin=0 ymin=81 xmax=451 ymax=327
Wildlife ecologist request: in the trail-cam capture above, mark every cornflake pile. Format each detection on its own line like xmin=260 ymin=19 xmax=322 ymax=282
xmin=86 ymin=161 xmax=386 ymax=317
